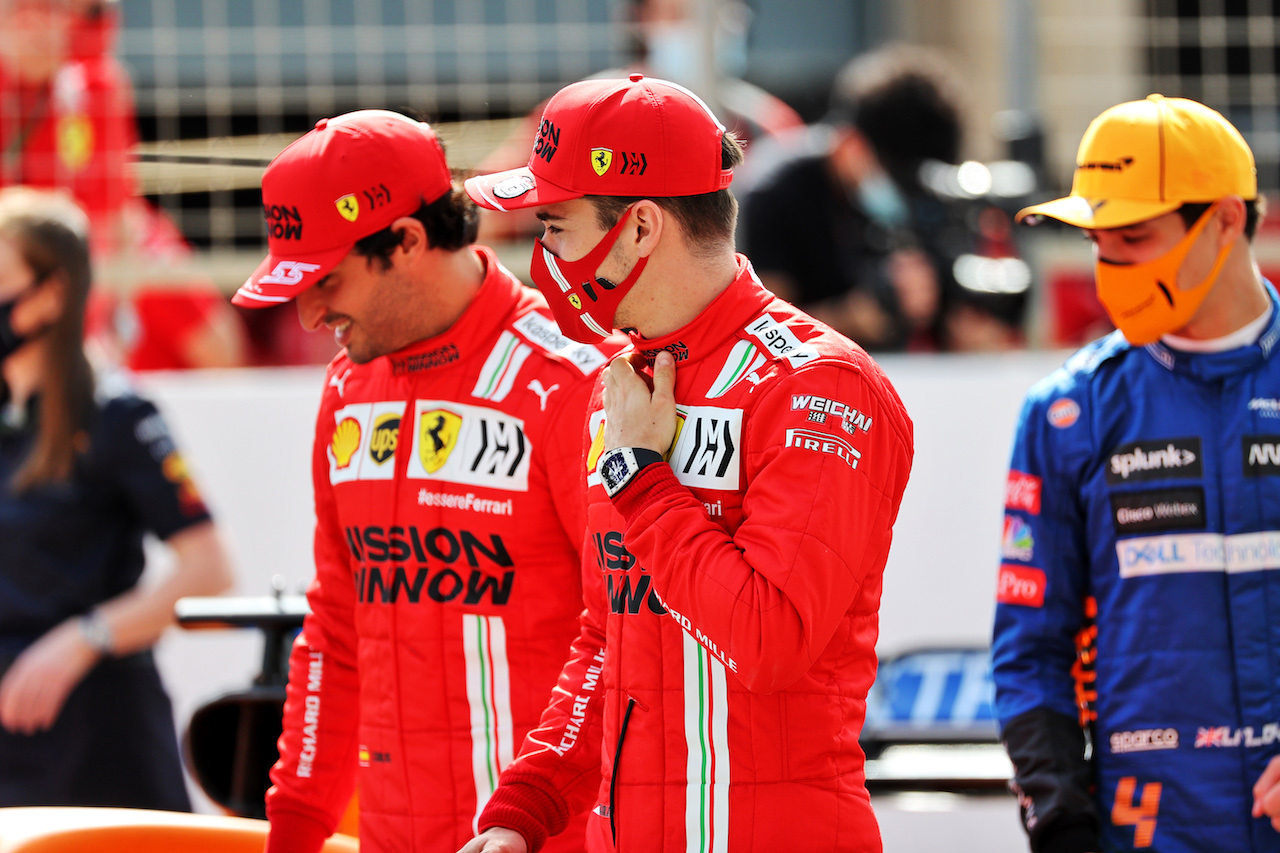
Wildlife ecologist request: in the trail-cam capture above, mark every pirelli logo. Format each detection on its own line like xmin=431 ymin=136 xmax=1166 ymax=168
xmin=784 ymin=427 xmax=860 ymax=470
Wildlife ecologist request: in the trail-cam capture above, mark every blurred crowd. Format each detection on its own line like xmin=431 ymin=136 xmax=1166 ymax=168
xmin=0 ymin=0 xmax=1066 ymax=377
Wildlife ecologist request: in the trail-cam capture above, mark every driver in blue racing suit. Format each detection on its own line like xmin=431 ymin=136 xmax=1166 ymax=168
xmin=993 ymin=95 xmax=1280 ymax=853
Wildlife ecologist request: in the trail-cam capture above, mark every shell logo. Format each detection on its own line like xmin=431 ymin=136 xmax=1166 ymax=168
xmin=586 ymin=419 xmax=606 ymax=473
xmin=665 ymin=411 xmax=687 ymax=461
xmin=332 ymin=417 xmax=362 ymax=469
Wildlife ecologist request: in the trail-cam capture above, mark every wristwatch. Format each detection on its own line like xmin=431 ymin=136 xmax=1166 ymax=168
xmin=599 ymin=447 xmax=665 ymax=498
xmin=78 ymin=610 xmax=114 ymax=655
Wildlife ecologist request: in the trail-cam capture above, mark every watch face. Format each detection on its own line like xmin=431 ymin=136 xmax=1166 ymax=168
xmin=602 ymin=452 xmax=630 ymax=492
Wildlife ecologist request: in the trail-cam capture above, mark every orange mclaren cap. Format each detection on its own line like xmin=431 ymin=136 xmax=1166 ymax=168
xmin=1017 ymin=94 xmax=1256 ymax=229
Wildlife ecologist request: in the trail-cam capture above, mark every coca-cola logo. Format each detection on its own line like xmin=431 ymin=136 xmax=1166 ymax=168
xmin=1006 ymin=470 xmax=1042 ymax=515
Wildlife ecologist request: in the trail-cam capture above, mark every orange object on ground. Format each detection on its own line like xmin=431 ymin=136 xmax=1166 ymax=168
xmin=0 ymin=807 xmax=359 ymax=853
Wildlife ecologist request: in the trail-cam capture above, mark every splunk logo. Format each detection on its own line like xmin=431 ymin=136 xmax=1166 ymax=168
xmin=1106 ymin=438 xmax=1201 ymax=484
xmin=345 ymin=525 xmax=514 ymax=606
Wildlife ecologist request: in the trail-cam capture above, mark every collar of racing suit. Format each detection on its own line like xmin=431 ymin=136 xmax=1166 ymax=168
xmin=1142 ymin=279 xmax=1280 ymax=382
xmin=626 ymin=254 xmax=775 ymax=366
xmin=385 ymin=245 xmax=520 ymax=374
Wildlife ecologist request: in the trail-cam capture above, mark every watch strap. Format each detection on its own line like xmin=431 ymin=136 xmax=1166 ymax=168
xmin=600 ymin=446 xmax=665 ymax=498
xmin=78 ymin=610 xmax=114 ymax=655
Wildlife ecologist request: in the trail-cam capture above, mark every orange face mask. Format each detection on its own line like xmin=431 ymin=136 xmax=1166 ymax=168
xmin=1095 ymin=203 xmax=1232 ymax=346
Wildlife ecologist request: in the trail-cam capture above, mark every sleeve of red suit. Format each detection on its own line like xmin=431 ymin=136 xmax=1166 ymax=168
xmin=264 ymin=380 xmax=362 ymax=853
xmin=611 ymin=362 xmax=914 ymax=694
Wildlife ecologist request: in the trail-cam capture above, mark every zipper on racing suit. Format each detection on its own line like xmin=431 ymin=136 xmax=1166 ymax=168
xmin=609 ymin=696 xmax=637 ymax=845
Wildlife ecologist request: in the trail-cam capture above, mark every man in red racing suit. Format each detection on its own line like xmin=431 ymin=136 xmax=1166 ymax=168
xmin=462 ymin=75 xmax=915 ymax=852
xmin=231 ymin=110 xmax=620 ymax=853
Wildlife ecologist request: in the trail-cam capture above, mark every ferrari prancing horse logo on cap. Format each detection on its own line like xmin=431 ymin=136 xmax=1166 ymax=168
xmin=591 ymin=148 xmax=613 ymax=177
xmin=335 ymin=194 xmax=360 ymax=222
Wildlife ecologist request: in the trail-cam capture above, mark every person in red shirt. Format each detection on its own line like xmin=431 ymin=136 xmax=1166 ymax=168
xmin=460 ymin=74 xmax=914 ymax=852
xmin=0 ymin=0 xmax=249 ymax=370
xmin=232 ymin=109 xmax=623 ymax=853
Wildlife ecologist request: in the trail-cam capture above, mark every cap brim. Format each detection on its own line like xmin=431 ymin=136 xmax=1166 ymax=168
xmin=465 ymin=167 xmax=582 ymax=211
xmin=232 ymin=244 xmax=353 ymax=308
xmin=1016 ymin=195 xmax=1183 ymax=229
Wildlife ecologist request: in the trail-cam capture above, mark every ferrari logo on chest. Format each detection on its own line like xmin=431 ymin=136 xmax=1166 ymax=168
xmin=418 ymin=409 xmax=462 ymax=473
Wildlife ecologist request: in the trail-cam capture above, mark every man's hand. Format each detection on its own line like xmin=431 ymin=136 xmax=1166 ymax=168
xmin=0 ymin=618 xmax=100 ymax=734
xmin=456 ymin=827 xmax=529 ymax=853
xmin=1254 ymin=754 xmax=1280 ymax=831
xmin=602 ymin=350 xmax=676 ymax=453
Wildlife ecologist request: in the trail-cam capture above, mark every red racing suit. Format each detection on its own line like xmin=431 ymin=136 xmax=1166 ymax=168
xmin=266 ymin=247 xmax=621 ymax=853
xmin=478 ymin=258 xmax=915 ymax=852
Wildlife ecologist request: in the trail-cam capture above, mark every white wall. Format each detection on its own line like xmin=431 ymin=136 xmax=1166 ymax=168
xmin=133 ymin=351 xmax=1070 ymax=817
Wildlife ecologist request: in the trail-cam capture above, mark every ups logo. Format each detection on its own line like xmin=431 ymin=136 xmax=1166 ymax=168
xmin=418 ymin=409 xmax=462 ymax=473
xmin=369 ymin=414 xmax=401 ymax=465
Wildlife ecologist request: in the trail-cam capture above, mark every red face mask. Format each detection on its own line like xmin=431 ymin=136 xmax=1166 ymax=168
xmin=529 ymin=208 xmax=650 ymax=343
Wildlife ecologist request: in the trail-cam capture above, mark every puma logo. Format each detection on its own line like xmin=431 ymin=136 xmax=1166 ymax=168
xmin=528 ymin=379 xmax=560 ymax=411
xmin=329 ymin=368 xmax=352 ymax=397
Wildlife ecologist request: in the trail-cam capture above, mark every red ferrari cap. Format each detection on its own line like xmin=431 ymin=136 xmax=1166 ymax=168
xmin=465 ymin=73 xmax=733 ymax=211
xmin=234 ymin=110 xmax=453 ymax=308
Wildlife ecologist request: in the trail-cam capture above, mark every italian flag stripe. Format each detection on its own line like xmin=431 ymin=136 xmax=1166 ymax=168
xmin=464 ymin=614 xmax=513 ymax=832
xmin=707 ymin=340 xmax=761 ymax=399
xmin=473 ymin=332 xmax=532 ymax=401
xmin=684 ymin=633 xmax=730 ymax=852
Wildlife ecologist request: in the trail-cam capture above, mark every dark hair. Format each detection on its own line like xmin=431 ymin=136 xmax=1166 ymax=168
xmin=0 ymin=188 xmax=95 ymax=492
xmin=352 ymin=186 xmax=479 ymax=271
xmin=828 ymin=45 xmax=964 ymax=191
xmin=587 ymin=132 xmax=746 ymax=258
xmin=1178 ymin=197 xmax=1267 ymax=240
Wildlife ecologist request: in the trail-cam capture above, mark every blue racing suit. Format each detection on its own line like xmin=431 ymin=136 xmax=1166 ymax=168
xmin=992 ymin=285 xmax=1280 ymax=853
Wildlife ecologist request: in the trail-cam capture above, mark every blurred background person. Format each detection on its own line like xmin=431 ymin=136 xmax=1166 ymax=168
xmin=0 ymin=0 xmax=250 ymax=371
xmin=739 ymin=44 xmax=1027 ymax=352
xmin=0 ymin=187 xmax=232 ymax=808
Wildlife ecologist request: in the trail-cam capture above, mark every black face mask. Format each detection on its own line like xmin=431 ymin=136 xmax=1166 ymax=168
xmin=0 ymin=297 xmax=27 ymax=363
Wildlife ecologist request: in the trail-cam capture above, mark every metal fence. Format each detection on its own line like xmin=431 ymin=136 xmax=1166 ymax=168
xmin=1146 ymin=0 xmax=1280 ymax=192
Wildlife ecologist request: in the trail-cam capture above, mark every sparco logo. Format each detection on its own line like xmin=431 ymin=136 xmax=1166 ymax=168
xmin=1105 ymin=438 xmax=1201 ymax=484
xmin=1243 ymin=435 xmax=1280 ymax=476
xmin=1109 ymin=487 xmax=1204 ymax=534
xmin=1109 ymin=728 xmax=1178 ymax=754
